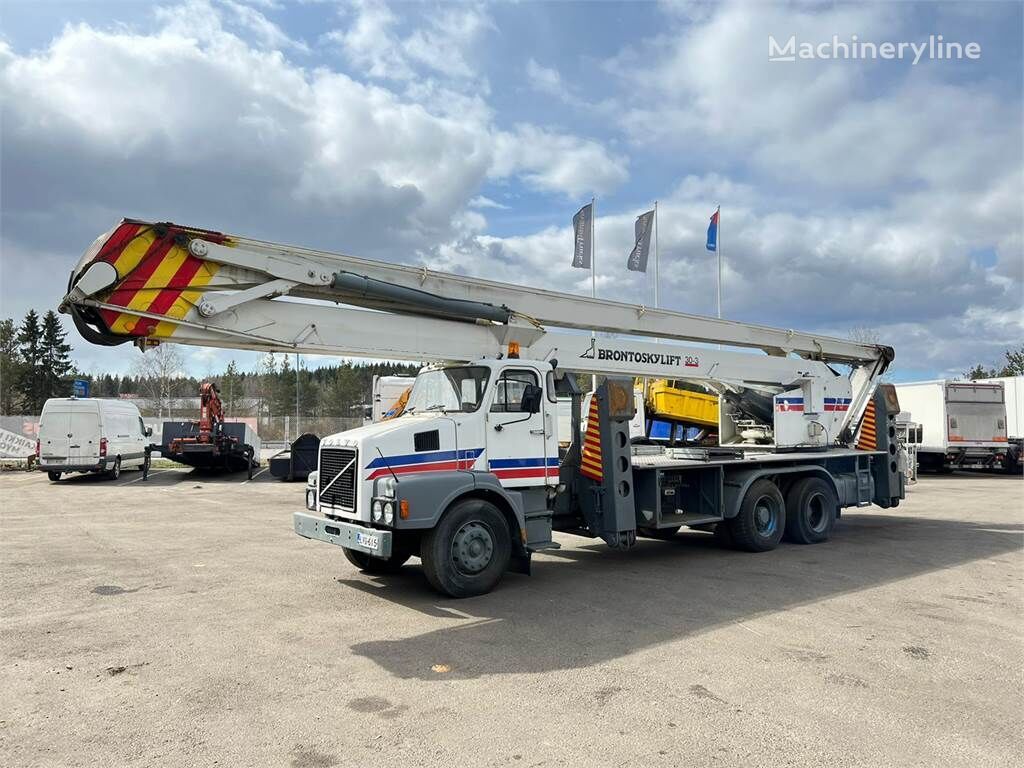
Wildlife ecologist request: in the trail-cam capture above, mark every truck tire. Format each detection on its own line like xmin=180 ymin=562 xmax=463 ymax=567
xmin=421 ymin=498 xmax=511 ymax=598
xmin=728 ymin=478 xmax=785 ymax=552
xmin=343 ymin=547 xmax=410 ymax=574
xmin=47 ymin=471 xmax=61 ymax=482
xmin=783 ymin=477 xmax=837 ymax=545
xmin=107 ymin=457 xmax=121 ymax=480
xmin=639 ymin=526 xmax=681 ymax=540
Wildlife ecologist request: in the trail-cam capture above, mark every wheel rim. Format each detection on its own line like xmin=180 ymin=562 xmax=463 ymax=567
xmin=806 ymin=492 xmax=828 ymax=533
xmin=451 ymin=520 xmax=495 ymax=576
xmin=753 ymin=495 xmax=779 ymax=537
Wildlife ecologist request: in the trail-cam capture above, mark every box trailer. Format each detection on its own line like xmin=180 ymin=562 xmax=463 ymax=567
xmin=893 ymin=380 xmax=1008 ymax=471
xmin=976 ymin=376 xmax=1023 ymax=473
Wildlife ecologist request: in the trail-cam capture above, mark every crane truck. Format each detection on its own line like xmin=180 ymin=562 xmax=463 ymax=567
xmin=60 ymin=219 xmax=905 ymax=597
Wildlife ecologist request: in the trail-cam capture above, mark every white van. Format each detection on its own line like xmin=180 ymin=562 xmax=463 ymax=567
xmin=37 ymin=398 xmax=152 ymax=481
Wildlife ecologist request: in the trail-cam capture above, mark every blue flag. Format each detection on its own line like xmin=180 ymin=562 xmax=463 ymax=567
xmin=706 ymin=208 xmax=719 ymax=252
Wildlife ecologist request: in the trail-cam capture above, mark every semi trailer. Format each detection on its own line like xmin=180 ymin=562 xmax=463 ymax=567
xmin=61 ymin=219 xmax=904 ymax=596
xmin=893 ymin=380 xmax=1008 ymax=472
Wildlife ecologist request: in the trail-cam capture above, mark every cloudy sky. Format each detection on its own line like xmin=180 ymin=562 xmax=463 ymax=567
xmin=1 ymin=0 xmax=1021 ymax=381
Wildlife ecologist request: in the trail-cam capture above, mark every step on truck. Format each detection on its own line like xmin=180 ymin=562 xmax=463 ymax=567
xmin=60 ymin=219 xmax=905 ymax=597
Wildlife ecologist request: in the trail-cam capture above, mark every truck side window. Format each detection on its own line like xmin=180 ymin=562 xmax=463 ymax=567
xmin=491 ymin=370 xmax=538 ymax=413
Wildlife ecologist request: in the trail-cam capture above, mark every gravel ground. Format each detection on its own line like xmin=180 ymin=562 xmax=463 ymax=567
xmin=1 ymin=468 xmax=1021 ymax=767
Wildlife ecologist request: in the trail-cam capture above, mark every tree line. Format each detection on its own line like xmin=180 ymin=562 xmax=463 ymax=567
xmin=964 ymin=347 xmax=1024 ymax=380
xmin=0 ymin=308 xmax=421 ymax=418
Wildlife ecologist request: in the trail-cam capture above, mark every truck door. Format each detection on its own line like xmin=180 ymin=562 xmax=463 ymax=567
xmin=946 ymin=383 xmax=1006 ymax=445
xmin=68 ymin=407 xmax=100 ymax=464
xmin=39 ymin=407 xmax=71 ymax=464
xmin=486 ymin=367 xmax=556 ymax=487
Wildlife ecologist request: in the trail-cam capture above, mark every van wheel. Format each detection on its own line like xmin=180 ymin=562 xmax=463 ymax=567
xmin=47 ymin=471 xmax=61 ymax=482
xmin=784 ymin=477 xmax=837 ymax=544
xmin=343 ymin=547 xmax=410 ymax=574
xmin=107 ymin=457 xmax=121 ymax=480
xmin=728 ymin=478 xmax=785 ymax=552
xmin=421 ymin=498 xmax=511 ymax=598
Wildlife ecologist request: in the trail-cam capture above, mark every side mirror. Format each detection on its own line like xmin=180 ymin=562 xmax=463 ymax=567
xmin=520 ymin=384 xmax=543 ymax=414
xmin=145 ymin=427 xmax=153 ymax=437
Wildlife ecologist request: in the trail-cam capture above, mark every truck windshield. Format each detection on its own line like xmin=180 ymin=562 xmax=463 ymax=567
xmin=405 ymin=366 xmax=490 ymax=414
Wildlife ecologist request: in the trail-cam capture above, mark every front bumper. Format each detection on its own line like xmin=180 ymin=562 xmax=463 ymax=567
xmin=293 ymin=512 xmax=393 ymax=558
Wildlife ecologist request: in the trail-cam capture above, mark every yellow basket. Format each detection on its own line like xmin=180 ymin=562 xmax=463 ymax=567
xmin=646 ymin=382 xmax=719 ymax=428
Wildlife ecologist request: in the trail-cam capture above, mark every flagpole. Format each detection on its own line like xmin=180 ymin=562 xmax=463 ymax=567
xmin=591 ymin=196 xmax=596 ymax=391
xmin=654 ymin=200 xmax=659 ymax=310
xmin=716 ymin=204 xmax=722 ymax=319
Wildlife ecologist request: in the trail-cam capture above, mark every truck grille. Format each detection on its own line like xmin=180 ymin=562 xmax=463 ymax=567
xmin=319 ymin=447 xmax=358 ymax=511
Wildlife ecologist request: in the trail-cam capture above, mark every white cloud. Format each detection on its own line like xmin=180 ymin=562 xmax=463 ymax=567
xmin=469 ymin=195 xmax=509 ymax=210
xmin=328 ymin=0 xmax=492 ymax=85
xmin=0 ymin=0 xmax=626 ymax=262
xmin=526 ymin=58 xmax=563 ymax=96
xmin=491 ymin=124 xmax=629 ymax=197
xmin=220 ymin=0 xmax=309 ymax=53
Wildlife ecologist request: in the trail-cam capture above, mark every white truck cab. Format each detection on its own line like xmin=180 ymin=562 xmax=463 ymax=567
xmin=310 ymin=357 xmax=560 ymax=515
xmin=37 ymin=397 xmax=151 ymax=481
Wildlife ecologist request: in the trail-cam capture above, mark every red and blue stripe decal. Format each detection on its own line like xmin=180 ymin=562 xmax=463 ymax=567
xmin=488 ymin=457 xmax=560 ymax=481
xmin=364 ymin=448 xmax=483 ymax=480
xmin=775 ymin=397 xmax=851 ymax=413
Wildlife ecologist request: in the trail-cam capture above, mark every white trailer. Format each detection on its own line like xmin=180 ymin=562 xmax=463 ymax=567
xmin=893 ymin=380 xmax=1009 ymax=472
xmin=60 ymin=219 xmax=905 ymax=597
xmin=975 ymin=376 xmax=1023 ymax=472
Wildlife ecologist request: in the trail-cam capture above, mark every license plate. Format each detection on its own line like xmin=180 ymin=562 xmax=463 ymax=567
xmin=355 ymin=531 xmax=380 ymax=551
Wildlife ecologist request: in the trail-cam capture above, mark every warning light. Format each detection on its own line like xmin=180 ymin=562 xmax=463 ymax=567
xmin=508 ymin=342 xmax=520 ymax=359
xmin=399 ymin=500 xmax=410 ymax=519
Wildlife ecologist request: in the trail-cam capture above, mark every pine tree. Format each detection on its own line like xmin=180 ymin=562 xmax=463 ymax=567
xmin=273 ymin=355 xmax=296 ymax=418
xmin=40 ymin=310 xmax=74 ymax=400
xmin=0 ymin=318 xmax=23 ymax=414
xmin=16 ymin=310 xmax=45 ymax=414
xmin=221 ymin=359 xmax=245 ymax=417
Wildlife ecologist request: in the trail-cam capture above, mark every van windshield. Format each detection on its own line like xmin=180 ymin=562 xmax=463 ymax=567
xmin=405 ymin=367 xmax=490 ymax=414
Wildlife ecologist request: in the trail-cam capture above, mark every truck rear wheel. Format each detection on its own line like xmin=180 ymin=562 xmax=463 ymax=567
xmin=343 ymin=547 xmax=410 ymax=574
xmin=784 ymin=477 xmax=837 ymax=544
xmin=47 ymin=471 xmax=61 ymax=482
xmin=729 ymin=479 xmax=785 ymax=552
xmin=421 ymin=498 xmax=511 ymax=598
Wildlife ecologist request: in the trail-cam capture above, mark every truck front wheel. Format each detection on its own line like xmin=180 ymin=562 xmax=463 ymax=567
xmin=421 ymin=498 xmax=511 ymax=598
xmin=343 ymin=547 xmax=410 ymax=574
xmin=784 ymin=477 xmax=837 ymax=544
xmin=728 ymin=479 xmax=785 ymax=552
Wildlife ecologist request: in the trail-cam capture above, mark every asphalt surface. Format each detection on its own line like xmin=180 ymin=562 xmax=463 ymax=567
xmin=1 ymin=469 xmax=1021 ymax=767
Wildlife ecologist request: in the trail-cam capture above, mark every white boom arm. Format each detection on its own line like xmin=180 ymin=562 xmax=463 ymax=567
xmin=60 ymin=220 xmax=893 ymax=437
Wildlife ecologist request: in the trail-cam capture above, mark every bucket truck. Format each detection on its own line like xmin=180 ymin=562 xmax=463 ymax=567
xmin=61 ymin=220 xmax=904 ymax=596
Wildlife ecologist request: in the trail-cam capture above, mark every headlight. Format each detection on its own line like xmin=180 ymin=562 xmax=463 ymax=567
xmin=378 ymin=476 xmax=397 ymax=498
xmin=305 ymin=488 xmax=316 ymax=511
xmin=372 ymin=500 xmax=383 ymax=521
xmin=383 ymin=502 xmax=394 ymax=525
